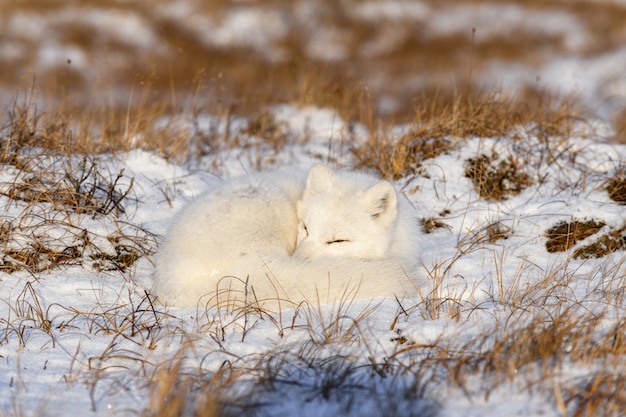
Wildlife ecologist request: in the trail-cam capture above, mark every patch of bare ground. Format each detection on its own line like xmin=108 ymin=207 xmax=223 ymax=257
xmin=573 ymin=224 xmax=626 ymax=260
xmin=545 ymin=219 xmax=626 ymax=259
xmin=545 ymin=220 xmax=606 ymax=253
xmin=606 ymin=169 xmax=626 ymax=204
xmin=465 ymin=152 xmax=532 ymax=201
xmin=421 ymin=216 xmax=453 ymax=234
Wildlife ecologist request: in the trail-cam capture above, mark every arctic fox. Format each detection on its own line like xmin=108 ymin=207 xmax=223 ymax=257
xmin=153 ymin=164 xmax=422 ymax=310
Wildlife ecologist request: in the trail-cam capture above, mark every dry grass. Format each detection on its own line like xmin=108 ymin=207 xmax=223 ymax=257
xmin=2 ymin=0 xmax=626 ymax=126
xmin=1 ymin=86 xmax=624 ymax=417
xmin=465 ymin=152 xmax=532 ymax=201
xmin=407 ymin=246 xmax=626 ymax=416
xmin=435 ymin=307 xmax=626 ymax=413
xmin=606 ymin=169 xmax=626 ymax=204
xmin=544 ymin=219 xmax=626 ymax=259
xmin=2 ymin=229 xmax=625 ymax=416
xmin=1 ymin=1 xmax=626 ymax=416
xmin=143 ymin=357 xmax=247 ymax=417
xmin=1 ymin=89 xmax=192 ymax=159
xmin=545 ymin=220 xmax=606 ymax=253
xmin=142 ymin=344 xmax=441 ymax=417
xmin=0 ymin=148 xmax=155 ymax=275
xmin=612 ymin=110 xmax=626 ymax=144
xmin=573 ymin=224 xmax=626 ymax=260
xmin=353 ymin=89 xmax=583 ymax=179
xmin=0 ymin=96 xmax=158 ymax=277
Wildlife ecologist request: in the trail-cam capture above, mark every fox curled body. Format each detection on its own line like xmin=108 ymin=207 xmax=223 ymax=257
xmin=153 ymin=164 xmax=423 ymax=310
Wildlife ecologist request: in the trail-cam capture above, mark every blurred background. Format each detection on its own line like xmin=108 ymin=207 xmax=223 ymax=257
xmin=2 ymin=0 xmax=626 ymax=128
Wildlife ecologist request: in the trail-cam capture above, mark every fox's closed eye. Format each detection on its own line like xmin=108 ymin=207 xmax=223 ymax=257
xmin=326 ymin=239 xmax=350 ymax=245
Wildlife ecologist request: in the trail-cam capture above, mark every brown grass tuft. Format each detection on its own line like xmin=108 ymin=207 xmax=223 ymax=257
xmin=612 ymin=109 xmax=626 ymax=144
xmin=354 ymin=89 xmax=582 ymax=179
xmin=566 ymin=369 xmax=626 ymax=417
xmin=421 ymin=217 xmax=452 ymax=234
xmin=242 ymin=110 xmax=289 ymax=151
xmin=1 ymin=155 xmax=134 ymax=216
xmin=572 ymin=224 xmax=626 ymax=259
xmin=354 ymin=132 xmax=453 ymax=181
xmin=144 ymin=358 xmax=243 ymax=417
xmin=606 ymin=170 xmax=626 ymax=204
xmin=545 ymin=219 xmax=605 ymax=253
xmin=465 ymin=152 xmax=532 ymax=201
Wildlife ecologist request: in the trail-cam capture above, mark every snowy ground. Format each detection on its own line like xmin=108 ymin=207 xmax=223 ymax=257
xmin=1 ymin=105 xmax=625 ymax=416
xmin=1 ymin=1 xmax=626 ymax=416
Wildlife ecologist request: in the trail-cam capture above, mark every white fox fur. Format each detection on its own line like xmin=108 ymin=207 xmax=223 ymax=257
xmin=153 ymin=164 xmax=422 ymax=311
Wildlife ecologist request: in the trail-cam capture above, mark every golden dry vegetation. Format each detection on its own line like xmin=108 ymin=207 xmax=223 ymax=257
xmin=1 ymin=1 xmax=626 ymax=417
xmin=2 ymin=0 xmax=626 ymax=127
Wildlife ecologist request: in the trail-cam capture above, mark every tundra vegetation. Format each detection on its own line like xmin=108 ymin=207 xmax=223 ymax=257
xmin=1 ymin=1 xmax=626 ymax=416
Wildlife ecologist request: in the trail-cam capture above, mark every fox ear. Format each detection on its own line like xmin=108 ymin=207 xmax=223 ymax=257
xmin=364 ymin=181 xmax=397 ymax=226
xmin=304 ymin=164 xmax=333 ymax=197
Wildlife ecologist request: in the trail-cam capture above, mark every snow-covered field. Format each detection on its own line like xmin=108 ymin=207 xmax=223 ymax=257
xmin=1 ymin=1 xmax=626 ymax=416
xmin=1 ymin=106 xmax=625 ymax=416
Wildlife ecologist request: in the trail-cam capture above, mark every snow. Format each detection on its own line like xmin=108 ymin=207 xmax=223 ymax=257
xmin=38 ymin=43 xmax=87 ymax=68
xmin=425 ymin=4 xmax=589 ymax=51
xmin=481 ymin=46 xmax=626 ymax=117
xmin=353 ymin=1 xmax=430 ymax=21
xmin=1 ymin=105 xmax=625 ymax=416
xmin=156 ymin=3 xmax=289 ymax=60
xmin=1 ymin=1 xmax=626 ymax=415
xmin=7 ymin=8 xmax=160 ymax=69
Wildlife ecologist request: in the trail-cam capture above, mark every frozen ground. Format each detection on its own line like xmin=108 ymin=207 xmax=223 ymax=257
xmin=1 ymin=1 xmax=626 ymax=416
xmin=1 ymin=105 xmax=625 ymax=416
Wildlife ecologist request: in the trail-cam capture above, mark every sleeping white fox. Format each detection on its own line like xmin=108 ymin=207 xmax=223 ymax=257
xmin=152 ymin=164 xmax=422 ymax=310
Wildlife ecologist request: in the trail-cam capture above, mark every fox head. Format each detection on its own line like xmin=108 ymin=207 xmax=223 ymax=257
xmin=294 ymin=164 xmax=398 ymax=260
